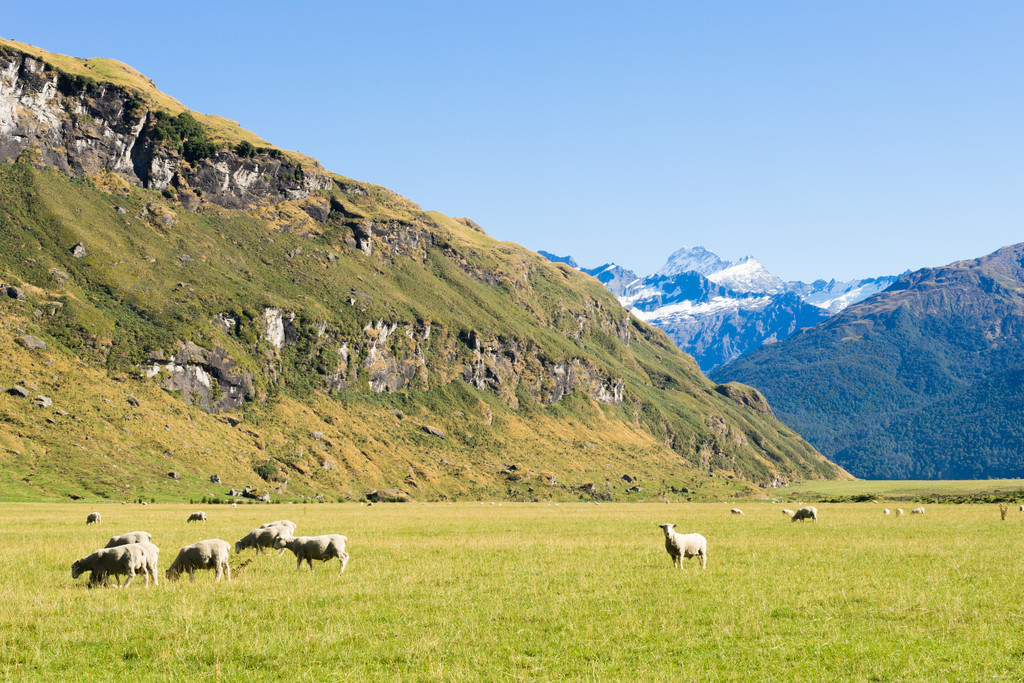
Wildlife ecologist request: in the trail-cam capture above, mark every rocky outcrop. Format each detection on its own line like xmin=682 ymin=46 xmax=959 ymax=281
xmin=713 ymin=383 xmax=774 ymax=416
xmin=144 ymin=342 xmax=253 ymax=413
xmin=0 ymin=46 xmax=331 ymax=212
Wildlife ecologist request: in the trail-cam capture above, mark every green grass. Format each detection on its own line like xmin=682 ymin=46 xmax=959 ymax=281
xmin=2 ymin=502 xmax=1023 ymax=680
xmin=787 ymin=478 xmax=1024 ymax=502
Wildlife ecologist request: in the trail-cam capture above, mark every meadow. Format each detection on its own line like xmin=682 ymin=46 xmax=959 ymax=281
xmin=1 ymin=501 xmax=1023 ymax=681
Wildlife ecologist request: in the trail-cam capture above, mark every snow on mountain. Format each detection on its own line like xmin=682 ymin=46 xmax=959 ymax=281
xmin=655 ymin=246 xmax=732 ymax=278
xmin=787 ymin=276 xmax=900 ymax=314
xmin=537 ymin=246 xmax=897 ymax=373
xmin=707 ymin=256 xmax=786 ymax=295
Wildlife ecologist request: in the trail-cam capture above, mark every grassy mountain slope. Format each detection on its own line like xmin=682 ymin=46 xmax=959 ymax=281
xmin=714 ymin=244 xmax=1024 ymax=479
xmin=0 ymin=41 xmax=846 ymax=501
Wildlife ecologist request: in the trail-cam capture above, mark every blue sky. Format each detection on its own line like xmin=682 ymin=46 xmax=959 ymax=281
xmin=4 ymin=2 xmax=1023 ymax=281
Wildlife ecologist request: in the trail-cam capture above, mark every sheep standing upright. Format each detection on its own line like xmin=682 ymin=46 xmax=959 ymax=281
xmin=911 ymin=507 xmax=925 ymax=515
xmin=791 ymin=506 xmax=818 ymax=522
xmin=86 ymin=512 xmax=101 ymax=525
xmin=657 ymin=523 xmax=707 ymax=570
xmin=86 ymin=541 xmax=160 ymax=588
xmin=187 ymin=511 xmax=207 ymax=523
xmin=166 ymin=539 xmax=231 ymax=582
xmin=273 ymin=534 xmax=349 ymax=572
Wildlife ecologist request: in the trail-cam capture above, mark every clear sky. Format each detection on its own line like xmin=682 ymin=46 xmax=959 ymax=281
xmin=4 ymin=2 xmax=1023 ymax=281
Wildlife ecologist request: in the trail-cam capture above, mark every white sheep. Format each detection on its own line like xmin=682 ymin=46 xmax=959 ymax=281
xmin=273 ymin=534 xmax=349 ymax=572
xmin=72 ymin=541 xmax=158 ymax=588
xmin=104 ymin=531 xmax=152 ymax=548
xmin=791 ymin=506 xmax=818 ymax=522
xmin=781 ymin=509 xmax=795 ymax=516
xmin=187 ymin=511 xmax=207 ymax=523
xmin=884 ymin=509 xmax=891 ymax=515
xmin=166 ymin=539 xmax=231 ymax=582
xmin=911 ymin=507 xmax=925 ymax=515
xmin=234 ymin=526 xmax=289 ymax=555
xmin=730 ymin=508 xmax=744 ymax=516
xmin=1019 ymin=505 xmax=1024 ymax=513
xmin=86 ymin=512 xmax=101 ymax=525
xmin=896 ymin=508 xmax=904 ymax=515
xmin=657 ymin=523 xmax=707 ymax=570
xmin=259 ymin=520 xmax=297 ymax=535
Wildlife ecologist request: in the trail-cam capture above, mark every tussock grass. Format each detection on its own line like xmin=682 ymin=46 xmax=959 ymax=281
xmin=1 ymin=502 xmax=1022 ymax=679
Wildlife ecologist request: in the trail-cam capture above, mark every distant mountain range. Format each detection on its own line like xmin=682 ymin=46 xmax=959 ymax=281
xmin=713 ymin=243 xmax=1024 ymax=479
xmin=542 ymin=247 xmax=898 ymax=372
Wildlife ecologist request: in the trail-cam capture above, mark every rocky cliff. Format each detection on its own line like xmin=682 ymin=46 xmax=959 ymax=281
xmin=0 ymin=39 xmax=848 ymax=501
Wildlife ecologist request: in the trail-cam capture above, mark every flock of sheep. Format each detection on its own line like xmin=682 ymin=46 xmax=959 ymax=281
xmin=79 ymin=501 xmax=939 ymax=582
xmin=72 ymin=515 xmax=349 ymax=588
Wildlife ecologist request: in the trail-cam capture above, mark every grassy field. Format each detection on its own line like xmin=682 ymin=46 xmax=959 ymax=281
xmin=786 ymin=478 xmax=1024 ymax=501
xmin=2 ymin=502 xmax=1024 ymax=680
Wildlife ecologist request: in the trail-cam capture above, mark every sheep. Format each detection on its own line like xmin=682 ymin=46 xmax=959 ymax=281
xmin=259 ymin=520 xmax=297 ymax=535
xmin=234 ymin=526 xmax=289 ymax=555
xmin=896 ymin=508 xmax=904 ymax=515
xmin=72 ymin=541 xmax=158 ymax=588
xmin=781 ymin=509 xmax=795 ymax=516
xmin=104 ymin=531 xmax=152 ymax=548
xmin=166 ymin=539 xmax=231 ymax=583
xmin=911 ymin=507 xmax=925 ymax=515
xmin=86 ymin=512 xmax=101 ymax=525
xmin=1019 ymin=505 xmax=1024 ymax=513
xmin=884 ymin=509 xmax=891 ymax=515
xmin=791 ymin=506 xmax=818 ymax=522
xmin=657 ymin=523 xmax=706 ymax=570
xmin=273 ymin=534 xmax=350 ymax=572
xmin=187 ymin=511 xmax=207 ymax=523
xmin=730 ymin=508 xmax=744 ymax=516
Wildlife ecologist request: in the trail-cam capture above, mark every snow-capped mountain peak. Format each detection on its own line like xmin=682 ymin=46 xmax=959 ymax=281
xmin=655 ymin=246 xmax=732 ymax=278
xmin=707 ymin=256 xmax=786 ymax=295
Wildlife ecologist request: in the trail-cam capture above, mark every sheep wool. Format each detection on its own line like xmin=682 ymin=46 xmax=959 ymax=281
xmin=658 ymin=523 xmax=707 ymax=570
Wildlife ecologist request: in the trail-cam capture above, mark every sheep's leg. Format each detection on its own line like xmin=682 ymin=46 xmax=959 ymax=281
xmin=296 ymin=556 xmax=303 ymax=571
xmin=224 ymin=560 xmax=231 ymax=583
xmin=339 ymin=552 xmax=349 ymax=573
xmin=699 ymin=551 xmax=706 ymax=570
xmin=123 ymin=569 xmax=136 ymax=588
xmin=215 ymin=564 xmax=222 ymax=582
xmin=307 ymin=557 xmax=315 ymax=572
xmin=189 ymin=569 xmax=196 ymax=583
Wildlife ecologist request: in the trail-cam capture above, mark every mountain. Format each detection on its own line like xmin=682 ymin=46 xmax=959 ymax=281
xmin=537 ymin=251 xmax=578 ymax=268
xmin=543 ymin=246 xmax=897 ymax=373
xmin=713 ymin=243 xmax=1024 ymax=479
xmin=580 ymin=263 xmax=639 ymax=297
xmin=0 ymin=39 xmax=848 ymax=501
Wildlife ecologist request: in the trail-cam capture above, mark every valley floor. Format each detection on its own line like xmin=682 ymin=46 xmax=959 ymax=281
xmin=2 ymin=502 xmax=1022 ymax=680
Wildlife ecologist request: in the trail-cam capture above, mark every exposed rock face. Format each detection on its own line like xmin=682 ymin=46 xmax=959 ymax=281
xmin=713 ymin=383 xmax=774 ymax=416
xmin=144 ymin=342 xmax=253 ymax=413
xmin=0 ymin=46 xmax=331 ymax=212
xmin=17 ymin=335 xmax=46 ymax=350
xmin=366 ymin=489 xmax=411 ymax=503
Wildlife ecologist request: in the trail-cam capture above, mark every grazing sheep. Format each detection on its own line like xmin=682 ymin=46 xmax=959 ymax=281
xmin=187 ymin=511 xmax=207 ymax=523
xmin=791 ymin=506 xmax=818 ymax=522
xmin=1019 ymin=505 xmax=1024 ymax=513
xmin=234 ymin=526 xmax=289 ymax=555
xmin=657 ymin=523 xmax=707 ymax=570
xmin=781 ymin=509 xmax=795 ymax=516
xmin=884 ymin=509 xmax=891 ymax=515
xmin=897 ymin=508 xmax=904 ymax=515
xmin=259 ymin=520 xmax=297 ymax=535
xmin=86 ymin=512 xmax=101 ymax=525
xmin=72 ymin=541 xmax=158 ymax=588
xmin=104 ymin=531 xmax=152 ymax=548
xmin=273 ymin=534 xmax=349 ymax=572
xmin=166 ymin=539 xmax=231 ymax=583
xmin=911 ymin=507 xmax=925 ymax=515
xmin=730 ymin=508 xmax=744 ymax=516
